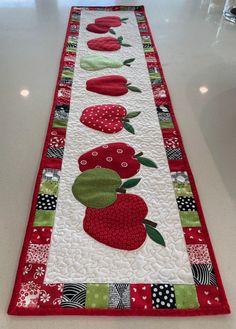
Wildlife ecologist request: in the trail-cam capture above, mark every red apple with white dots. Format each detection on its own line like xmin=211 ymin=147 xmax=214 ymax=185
xmin=78 ymin=142 xmax=157 ymax=179
xmin=80 ymin=104 xmax=140 ymax=134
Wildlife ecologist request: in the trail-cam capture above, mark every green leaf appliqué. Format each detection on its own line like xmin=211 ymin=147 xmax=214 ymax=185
xmin=145 ymin=224 xmax=166 ymax=247
xmin=125 ymin=111 xmax=141 ymax=119
xmin=121 ymin=43 xmax=132 ymax=47
xmin=120 ymin=178 xmax=141 ymax=189
xmin=127 ymin=85 xmax=142 ymax=92
xmin=109 ymin=28 xmax=116 ymax=35
xmin=117 ymin=36 xmax=123 ymax=43
xmin=123 ymin=122 xmax=135 ymax=134
xmin=123 ymin=58 xmax=135 ymax=65
xmin=137 ymin=156 xmax=158 ymax=168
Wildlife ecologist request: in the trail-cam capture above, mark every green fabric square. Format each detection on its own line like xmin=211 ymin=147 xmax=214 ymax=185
xmin=174 ymin=285 xmax=199 ymax=309
xmin=66 ymin=46 xmax=76 ymax=53
xmin=52 ymin=118 xmax=67 ymax=128
xmin=160 ymin=121 xmax=174 ymax=129
xmin=85 ymin=284 xmax=109 ymax=309
xmin=33 ymin=210 xmax=55 ymax=227
xmin=39 ymin=180 xmax=59 ymax=195
xmin=174 ymin=183 xmax=193 ymax=197
xmin=180 ymin=211 xmax=201 ymax=227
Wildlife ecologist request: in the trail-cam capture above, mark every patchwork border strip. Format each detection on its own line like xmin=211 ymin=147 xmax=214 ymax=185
xmin=8 ymin=6 xmax=230 ymax=316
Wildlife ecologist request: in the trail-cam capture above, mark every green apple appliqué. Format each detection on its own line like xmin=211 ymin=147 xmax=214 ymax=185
xmin=80 ymin=54 xmax=135 ymax=71
xmin=72 ymin=168 xmax=141 ymax=208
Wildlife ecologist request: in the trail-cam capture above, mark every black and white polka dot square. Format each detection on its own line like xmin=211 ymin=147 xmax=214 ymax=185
xmin=166 ymin=148 xmax=183 ymax=160
xmin=156 ymin=104 xmax=170 ymax=113
xmin=36 ymin=194 xmax=57 ymax=210
xmin=151 ymin=284 xmax=176 ymax=309
xmin=177 ymin=196 xmax=197 ymax=211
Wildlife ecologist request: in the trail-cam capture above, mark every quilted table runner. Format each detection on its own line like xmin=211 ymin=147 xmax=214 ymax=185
xmin=8 ymin=6 xmax=230 ymax=316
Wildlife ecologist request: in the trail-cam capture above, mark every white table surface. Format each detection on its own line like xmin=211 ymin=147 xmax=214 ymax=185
xmin=0 ymin=0 xmax=235 ymax=328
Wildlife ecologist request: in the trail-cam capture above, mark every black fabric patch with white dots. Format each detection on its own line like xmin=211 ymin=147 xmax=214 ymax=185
xmin=177 ymin=196 xmax=197 ymax=211
xmin=36 ymin=194 xmax=57 ymax=210
xmin=166 ymin=148 xmax=183 ymax=160
xmin=151 ymin=284 xmax=176 ymax=309
xmin=156 ymin=104 xmax=170 ymax=113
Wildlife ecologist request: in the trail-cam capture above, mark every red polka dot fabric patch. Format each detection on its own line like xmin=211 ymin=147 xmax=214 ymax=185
xmin=183 ymin=227 xmax=206 ymax=244
xmin=196 ymin=286 xmax=221 ymax=308
xmin=130 ymin=284 xmax=152 ymax=309
xmin=30 ymin=228 xmax=52 ymax=244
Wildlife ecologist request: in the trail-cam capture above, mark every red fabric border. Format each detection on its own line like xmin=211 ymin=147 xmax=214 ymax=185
xmin=8 ymin=5 xmax=230 ymax=316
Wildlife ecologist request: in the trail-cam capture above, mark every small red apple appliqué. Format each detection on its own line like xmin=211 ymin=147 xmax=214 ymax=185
xmin=78 ymin=142 xmax=157 ymax=179
xmin=83 ymin=194 xmax=148 ymax=250
xmin=87 ymin=36 xmax=131 ymax=51
xmin=95 ymin=16 xmax=128 ymax=27
xmin=80 ymin=104 xmax=141 ymax=134
xmin=86 ymin=16 xmax=128 ymax=35
xmin=86 ymin=75 xmax=141 ymax=96
xmin=87 ymin=23 xmax=112 ymax=34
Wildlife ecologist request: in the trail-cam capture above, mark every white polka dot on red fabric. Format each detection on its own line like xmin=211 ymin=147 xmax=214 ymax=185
xmin=121 ymin=162 xmax=128 ymax=167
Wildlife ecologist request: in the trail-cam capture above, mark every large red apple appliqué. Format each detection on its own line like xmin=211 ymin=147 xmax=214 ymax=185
xmin=78 ymin=142 xmax=157 ymax=179
xmin=83 ymin=194 xmax=147 ymax=250
xmin=83 ymin=194 xmax=165 ymax=251
xmin=80 ymin=104 xmax=140 ymax=134
xmin=87 ymin=36 xmax=131 ymax=51
xmin=86 ymin=75 xmax=141 ymax=96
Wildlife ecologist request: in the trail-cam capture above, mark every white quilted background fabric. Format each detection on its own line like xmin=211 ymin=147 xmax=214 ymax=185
xmin=45 ymin=10 xmax=193 ymax=284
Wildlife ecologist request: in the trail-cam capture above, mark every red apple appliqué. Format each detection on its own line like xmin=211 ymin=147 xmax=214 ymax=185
xmin=86 ymin=16 xmax=128 ymax=35
xmin=95 ymin=16 xmax=128 ymax=27
xmin=83 ymin=194 xmax=147 ymax=250
xmin=83 ymin=193 xmax=165 ymax=251
xmin=86 ymin=75 xmax=141 ymax=96
xmin=78 ymin=142 xmax=157 ymax=179
xmin=87 ymin=23 xmax=112 ymax=34
xmin=87 ymin=36 xmax=131 ymax=51
xmin=80 ymin=104 xmax=140 ymax=134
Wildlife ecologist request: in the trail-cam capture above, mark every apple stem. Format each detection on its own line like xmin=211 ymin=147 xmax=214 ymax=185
xmin=116 ymin=187 xmax=126 ymax=193
xmin=134 ymin=152 xmax=144 ymax=158
xmin=142 ymin=219 xmax=157 ymax=228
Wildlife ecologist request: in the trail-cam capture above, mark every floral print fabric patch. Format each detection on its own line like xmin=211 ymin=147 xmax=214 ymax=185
xmin=8 ymin=6 xmax=229 ymax=316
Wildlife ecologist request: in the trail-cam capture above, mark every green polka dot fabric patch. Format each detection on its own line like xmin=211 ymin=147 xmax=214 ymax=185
xmin=85 ymin=284 xmax=109 ymax=308
xmin=174 ymin=285 xmax=199 ymax=309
